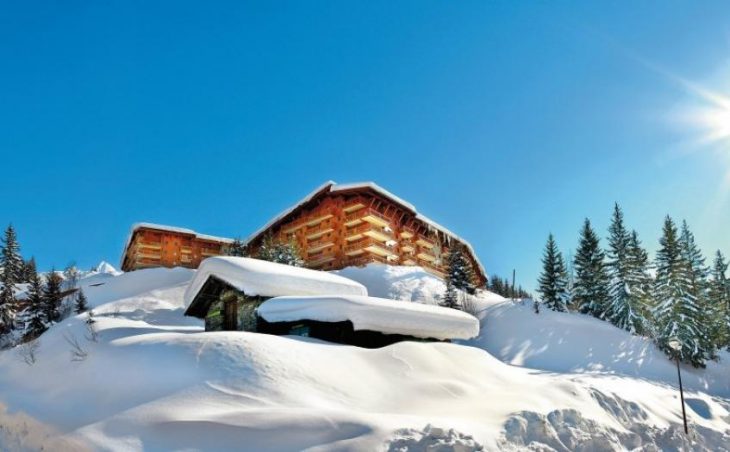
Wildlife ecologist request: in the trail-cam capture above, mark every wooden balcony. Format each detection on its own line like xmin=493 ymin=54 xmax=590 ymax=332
xmin=304 ymin=222 xmax=334 ymax=239
xmin=306 ymin=236 xmax=334 ymax=253
xmin=345 ymin=222 xmax=394 ymax=243
xmin=416 ymin=237 xmax=436 ymax=249
xmin=344 ymin=237 xmax=397 ymax=259
xmin=400 ymin=229 xmax=415 ymax=239
xmin=135 ymin=241 xmax=162 ymax=251
xmin=308 ymin=255 xmax=336 ymax=267
xmin=343 ymin=202 xmax=366 ymax=213
xmin=344 ymin=207 xmax=391 ymax=228
xmin=417 ymin=252 xmax=436 ymax=263
xmin=344 ymin=254 xmax=389 ymax=267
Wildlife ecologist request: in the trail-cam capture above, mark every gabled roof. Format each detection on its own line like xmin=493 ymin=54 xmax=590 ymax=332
xmin=244 ymin=181 xmax=487 ymax=278
xmin=184 ymin=257 xmax=368 ymax=317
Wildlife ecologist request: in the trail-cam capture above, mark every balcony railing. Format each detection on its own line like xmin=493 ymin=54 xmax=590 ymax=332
xmin=306 ymin=236 xmax=334 ymax=252
xmin=344 ymin=207 xmax=391 ymax=225
xmin=305 ymin=222 xmax=334 ymax=238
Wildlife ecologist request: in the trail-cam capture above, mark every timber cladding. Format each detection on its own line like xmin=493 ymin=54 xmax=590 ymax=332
xmin=120 ymin=224 xmax=233 ymax=272
xmin=120 ymin=182 xmax=487 ymax=286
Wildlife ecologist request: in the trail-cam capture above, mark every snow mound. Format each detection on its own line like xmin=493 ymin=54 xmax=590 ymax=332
xmin=335 ymin=264 xmax=504 ymax=305
xmin=259 ymin=295 xmax=480 ymax=340
xmin=0 ymin=263 xmax=728 ymax=451
xmin=467 ymin=299 xmax=730 ymax=398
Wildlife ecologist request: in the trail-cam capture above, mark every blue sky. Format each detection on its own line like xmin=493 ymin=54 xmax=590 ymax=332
xmin=2 ymin=1 xmax=729 ymax=291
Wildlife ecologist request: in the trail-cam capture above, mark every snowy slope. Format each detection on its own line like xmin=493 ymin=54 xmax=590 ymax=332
xmin=0 ymin=265 xmax=728 ymax=451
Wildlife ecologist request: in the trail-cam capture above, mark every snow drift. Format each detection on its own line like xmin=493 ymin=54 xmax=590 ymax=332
xmin=0 ymin=264 xmax=727 ymax=451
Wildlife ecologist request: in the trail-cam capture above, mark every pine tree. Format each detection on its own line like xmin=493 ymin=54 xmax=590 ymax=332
xmin=573 ymin=219 xmax=610 ymax=318
xmin=1 ymin=224 xmax=23 ymax=283
xmin=652 ymin=216 xmax=706 ymax=367
xmin=227 ymin=238 xmax=247 ymax=257
xmin=25 ymin=263 xmax=47 ymax=340
xmin=43 ymin=269 xmax=63 ymax=324
xmin=708 ymin=251 xmax=730 ymax=350
xmin=21 ymin=257 xmax=37 ymax=283
xmin=537 ymin=234 xmax=569 ymax=312
xmin=444 ymin=243 xmax=476 ymax=295
xmin=440 ymin=279 xmax=459 ymax=309
xmin=257 ymin=235 xmax=303 ymax=267
xmin=0 ymin=224 xmax=23 ymax=335
xmin=75 ymin=288 xmax=89 ymax=314
xmin=678 ymin=220 xmax=714 ymax=359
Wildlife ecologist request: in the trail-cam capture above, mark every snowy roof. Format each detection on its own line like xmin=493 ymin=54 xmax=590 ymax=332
xmin=120 ymin=222 xmax=235 ymax=267
xmin=183 ymin=257 xmax=368 ymax=312
xmin=243 ymin=181 xmax=487 ymax=278
xmin=257 ymin=295 xmax=480 ymax=340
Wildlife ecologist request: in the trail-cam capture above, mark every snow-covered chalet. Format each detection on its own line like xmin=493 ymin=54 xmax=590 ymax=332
xmin=120 ymin=181 xmax=487 ymax=286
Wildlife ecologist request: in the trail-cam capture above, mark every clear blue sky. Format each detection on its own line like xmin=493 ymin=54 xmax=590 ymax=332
xmin=2 ymin=1 xmax=729 ymax=291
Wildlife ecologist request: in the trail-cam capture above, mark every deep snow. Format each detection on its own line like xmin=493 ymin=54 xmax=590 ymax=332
xmin=0 ymin=264 xmax=728 ymax=451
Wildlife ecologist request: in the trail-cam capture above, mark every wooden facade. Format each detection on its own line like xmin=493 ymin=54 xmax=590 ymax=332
xmin=120 ymin=224 xmax=233 ymax=272
xmin=245 ymin=184 xmax=487 ymax=286
xmin=120 ymin=183 xmax=487 ymax=286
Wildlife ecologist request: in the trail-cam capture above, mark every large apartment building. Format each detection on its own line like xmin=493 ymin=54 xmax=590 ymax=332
xmin=120 ymin=181 xmax=487 ymax=285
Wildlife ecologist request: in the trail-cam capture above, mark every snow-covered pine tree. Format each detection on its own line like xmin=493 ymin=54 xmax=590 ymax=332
xmin=43 ymin=269 xmax=64 ymax=324
xmin=537 ymin=234 xmax=569 ymax=312
xmin=440 ymin=279 xmax=459 ymax=309
xmin=75 ymin=288 xmax=89 ymax=314
xmin=444 ymin=243 xmax=476 ymax=295
xmin=652 ymin=216 xmax=706 ymax=367
xmin=1 ymin=224 xmax=24 ymax=283
xmin=678 ymin=220 xmax=714 ymax=359
xmin=0 ymin=224 xmax=23 ymax=336
xmin=25 ymin=263 xmax=47 ymax=340
xmin=572 ymin=219 xmax=610 ymax=318
xmin=708 ymin=250 xmax=730 ymax=351
xmin=227 ymin=238 xmax=247 ymax=257
xmin=606 ymin=204 xmax=631 ymax=314
xmin=279 ymin=239 xmax=304 ymax=267
xmin=21 ymin=257 xmax=37 ymax=283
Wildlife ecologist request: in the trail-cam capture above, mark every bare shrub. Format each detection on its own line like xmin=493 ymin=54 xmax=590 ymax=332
xmin=84 ymin=311 xmax=98 ymax=342
xmin=63 ymin=333 xmax=88 ymax=362
xmin=460 ymin=293 xmax=480 ymax=316
xmin=17 ymin=340 xmax=40 ymax=366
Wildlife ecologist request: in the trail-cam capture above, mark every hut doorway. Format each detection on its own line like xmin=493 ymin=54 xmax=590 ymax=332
xmin=223 ymin=298 xmax=239 ymax=331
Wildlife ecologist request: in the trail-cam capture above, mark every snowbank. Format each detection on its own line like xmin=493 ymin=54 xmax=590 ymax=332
xmin=0 ymin=263 xmax=728 ymax=451
xmin=183 ymin=257 xmax=367 ymax=309
xmin=258 ymin=295 xmax=480 ymax=340
xmin=467 ymin=299 xmax=730 ymax=398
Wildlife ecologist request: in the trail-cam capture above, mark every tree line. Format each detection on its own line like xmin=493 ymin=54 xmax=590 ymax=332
xmin=537 ymin=204 xmax=730 ymax=367
xmin=0 ymin=224 xmax=89 ymax=348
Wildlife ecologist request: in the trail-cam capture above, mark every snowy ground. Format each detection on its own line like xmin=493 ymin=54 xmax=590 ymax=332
xmin=0 ymin=264 xmax=728 ymax=451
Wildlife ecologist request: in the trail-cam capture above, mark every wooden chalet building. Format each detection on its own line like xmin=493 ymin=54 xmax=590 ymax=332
xmin=120 ymin=223 xmax=234 ymax=272
xmin=120 ymin=181 xmax=487 ymax=286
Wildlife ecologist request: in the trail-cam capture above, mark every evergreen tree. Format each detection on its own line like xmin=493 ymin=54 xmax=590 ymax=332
xmin=708 ymin=251 xmax=730 ymax=350
xmin=227 ymin=238 xmax=247 ymax=257
xmin=0 ymin=224 xmax=23 ymax=334
xmin=440 ymin=279 xmax=459 ymax=309
xmin=1 ymin=224 xmax=23 ymax=283
xmin=678 ymin=220 xmax=714 ymax=358
xmin=257 ymin=235 xmax=303 ymax=267
xmin=572 ymin=219 xmax=610 ymax=317
xmin=606 ymin=230 xmax=653 ymax=334
xmin=652 ymin=216 xmax=707 ymax=367
xmin=75 ymin=288 xmax=89 ymax=314
xmin=606 ymin=204 xmax=632 ymax=315
xmin=21 ymin=257 xmax=37 ymax=283
xmin=43 ymin=269 xmax=64 ymax=324
xmin=444 ymin=243 xmax=476 ymax=295
xmin=25 ymin=263 xmax=47 ymax=340
xmin=537 ymin=234 xmax=569 ymax=312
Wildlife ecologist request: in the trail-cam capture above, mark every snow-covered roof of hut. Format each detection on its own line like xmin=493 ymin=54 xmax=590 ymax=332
xmin=243 ymin=181 xmax=487 ymax=278
xmin=183 ymin=257 xmax=368 ymax=312
xmin=257 ymin=295 xmax=480 ymax=341
xmin=120 ymin=222 xmax=235 ymax=268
